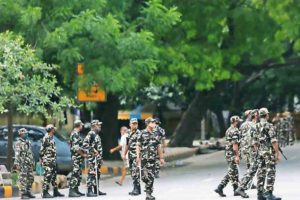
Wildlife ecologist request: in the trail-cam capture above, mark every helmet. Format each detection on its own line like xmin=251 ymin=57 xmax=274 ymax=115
xmin=45 ymin=124 xmax=56 ymax=132
xmin=91 ymin=120 xmax=102 ymax=126
xmin=259 ymin=108 xmax=269 ymax=116
xmin=145 ymin=117 xmax=155 ymax=124
xmin=18 ymin=128 xmax=28 ymax=135
xmin=244 ymin=110 xmax=252 ymax=117
xmin=230 ymin=116 xmax=242 ymax=124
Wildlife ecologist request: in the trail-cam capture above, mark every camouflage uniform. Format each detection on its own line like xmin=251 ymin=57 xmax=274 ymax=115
xmin=287 ymin=115 xmax=296 ymax=145
xmin=279 ymin=117 xmax=289 ymax=147
xmin=127 ymin=129 xmax=141 ymax=189
xmin=153 ymin=125 xmax=166 ymax=177
xmin=137 ymin=129 xmax=161 ymax=195
xmin=69 ymin=130 xmax=84 ymax=189
xmin=253 ymin=118 xmax=277 ymax=195
xmin=219 ymin=126 xmax=240 ymax=188
xmin=240 ymin=120 xmax=254 ymax=170
xmin=14 ymin=133 xmax=34 ymax=194
xmin=238 ymin=121 xmax=260 ymax=190
xmin=40 ymin=133 xmax=57 ymax=191
xmin=82 ymin=130 xmax=103 ymax=188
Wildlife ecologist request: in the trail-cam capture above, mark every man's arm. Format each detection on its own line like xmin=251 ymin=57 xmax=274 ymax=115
xmin=157 ymin=144 xmax=165 ymax=165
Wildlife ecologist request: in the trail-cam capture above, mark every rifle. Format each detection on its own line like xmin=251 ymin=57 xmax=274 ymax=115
xmin=279 ymin=147 xmax=287 ymax=160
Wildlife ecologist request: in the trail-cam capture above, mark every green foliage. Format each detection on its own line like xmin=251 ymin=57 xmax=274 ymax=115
xmin=0 ymin=31 xmax=72 ymax=119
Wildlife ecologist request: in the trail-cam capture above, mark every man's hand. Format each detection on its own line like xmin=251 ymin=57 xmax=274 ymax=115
xmin=94 ymin=150 xmax=99 ymax=156
xmin=136 ymin=157 xmax=141 ymax=165
xmin=122 ymin=155 xmax=126 ymax=161
xmin=235 ymin=156 xmax=240 ymax=165
xmin=110 ymin=149 xmax=114 ymax=154
xmin=276 ymin=153 xmax=281 ymax=163
xmin=160 ymin=158 xmax=165 ymax=166
xmin=39 ymin=159 xmax=43 ymax=165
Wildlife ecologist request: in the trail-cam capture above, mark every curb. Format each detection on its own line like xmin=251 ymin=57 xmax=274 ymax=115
xmin=0 ymin=186 xmax=19 ymax=198
xmin=82 ymin=165 xmax=123 ymax=176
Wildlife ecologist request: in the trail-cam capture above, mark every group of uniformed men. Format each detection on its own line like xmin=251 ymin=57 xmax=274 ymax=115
xmin=14 ymin=117 xmax=166 ymax=200
xmin=215 ymin=108 xmax=296 ymax=200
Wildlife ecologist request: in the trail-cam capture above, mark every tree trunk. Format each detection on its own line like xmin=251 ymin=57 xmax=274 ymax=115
xmin=215 ymin=109 xmax=226 ymax=138
xmin=6 ymin=104 xmax=13 ymax=170
xmin=169 ymin=92 xmax=207 ymax=147
xmin=95 ymin=94 xmax=120 ymax=160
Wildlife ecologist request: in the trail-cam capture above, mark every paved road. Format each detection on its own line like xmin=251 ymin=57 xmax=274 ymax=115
xmin=12 ymin=142 xmax=300 ymax=200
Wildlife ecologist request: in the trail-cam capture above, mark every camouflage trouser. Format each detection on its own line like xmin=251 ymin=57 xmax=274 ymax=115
xmin=42 ymin=162 xmax=57 ymax=191
xmin=87 ymin=155 xmax=101 ymax=188
xmin=19 ymin=166 xmax=34 ymax=193
xmin=240 ymin=155 xmax=259 ymax=190
xmin=69 ymin=155 xmax=83 ymax=189
xmin=154 ymin=156 xmax=160 ymax=177
xmin=220 ymin=159 xmax=239 ymax=188
xmin=257 ymin=152 xmax=276 ymax=193
xmin=141 ymin=159 xmax=155 ymax=194
xmin=129 ymin=158 xmax=140 ymax=186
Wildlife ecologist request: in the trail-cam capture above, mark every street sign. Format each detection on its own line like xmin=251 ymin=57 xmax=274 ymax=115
xmin=77 ymin=85 xmax=106 ymax=102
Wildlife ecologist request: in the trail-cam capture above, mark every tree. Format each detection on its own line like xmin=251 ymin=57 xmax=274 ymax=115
xmin=0 ymin=32 xmax=72 ymax=169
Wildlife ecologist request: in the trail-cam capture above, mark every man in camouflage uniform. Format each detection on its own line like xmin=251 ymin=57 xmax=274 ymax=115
xmin=236 ymin=109 xmax=261 ymax=198
xmin=40 ymin=124 xmax=64 ymax=198
xmin=136 ymin=117 xmax=165 ymax=200
xmin=272 ymin=113 xmax=282 ymax=147
xmin=279 ymin=115 xmax=289 ymax=147
xmin=14 ymin=128 xmax=35 ymax=199
xmin=285 ymin=112 xmax=296 ymax=146
xmin=214 ymin=116 xmax=241 ymax=197
xmin=83 ymin=120 xmax=106 ymax=197
xmin=253 ymin=108 xmax=281 ymax=200
xmin=240 ymin=110 xmax=255 ymax=172
xmin=123 ymin=118 xmax=141 ymax=196
xmin=153 ymin=118 xmax=166 ymax=179
xmin=69 ymin=119 xmax=87 ymax=197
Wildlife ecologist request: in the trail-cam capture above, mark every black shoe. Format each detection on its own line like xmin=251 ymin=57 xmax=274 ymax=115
xmin=27 ymin=191 xmax=36 ymax=198
xmin=214 ymin=185 xmax=226 ymax=197
xmin=265 ymin=191 xmax=282 ymax=200
xmin=21 ymin=192 xmax=30 ymax=199
xmin=235 ymin=187 xmax=249 ymax=198
xmin=53 ymin=187 xmax=64 ymax=197
xmin=42 ymin=191 xmax=53 ymax=199
xmin=233 ymin=185 xmax=240 ymax=196
xmin=131 ymin=184 xmax=141 ymax=196
xmin=154 ymin=174 xmax=160 ymax=178
xmin=75 ymin=187 xmax=85 ymax=196
xmin=258 ymin=195 xmax=266 ymax=200
xmin=93 ymin=186 xmax=106 ymax=195
xmin=87 ymin=187 xmax=97 ymax=197
xmin=146 ymin=193 xmax=156 ymax=200
xmin=251 ymin=184 xmax=257 ymax=189
xmin=69 ymin=188 xmax=81 ymax=197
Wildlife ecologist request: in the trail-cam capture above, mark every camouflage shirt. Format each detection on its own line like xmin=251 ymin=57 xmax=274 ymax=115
xmin=14 ymin=137 xmax=34 ymax=168
xmin=225 ymin=126 xmax=240 ymax=159
xmin=154 ymin=126 xmax=166 ymax=142
xmin=83 ymin=130 xmax=103 ymax=160
xmin=137 ymin=129 xmax=161 ymax=161
xmin=70 ymin=130 xmax=83 ymax=156
xmin=254 ymin=118 xmax=277 ymax=152
xmin=126 ymin=129 xmax=141 ymax=160
xmin=240 ymin=120 xmax=257 ymax=150
xmin=40 ymin=134 xmax=57 ymax=164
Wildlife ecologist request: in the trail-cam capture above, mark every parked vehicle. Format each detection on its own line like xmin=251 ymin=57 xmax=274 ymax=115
xmin=0 ymin=125 xmax=72 ymax=174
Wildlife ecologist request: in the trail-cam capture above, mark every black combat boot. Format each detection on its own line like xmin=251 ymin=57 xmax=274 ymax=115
xmin=235 ymin=187 xmax=249 ymax=198
xmin=68 ymin=188 xmax=80 ymax=197
xmin=214 ymin=185 xmax=226 ymax=197
xmin=87 ymin=187 xmax=97 ymax=197
xmin=265 ymin=191 xmax=282 ymax=200
xmin=53 ymin=187 xmax=64 ymax=197
xmin=131 ymin=183 xmax=141 ymax=196
xmin=27 ymin=191 xmax=36 ymax=198
xmin=42 ymin=190 xmax=53 ymax=198
xmin=233 ymin=185 xmax=241 ymax=196
xmin=21 ymin=192 xmax=30 ymax=199
xmin=129 ymin=184 xmax=136 ymax=195
xmin=93 ymin=186 xmax=107 ymax=195
xmin=146 ymin=193 xmax=156 ymax=200
xmin=75 ymin=187 xmax=85 ymax=196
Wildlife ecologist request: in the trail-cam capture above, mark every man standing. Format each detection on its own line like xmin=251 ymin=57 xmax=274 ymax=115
xmin=254 ymin=108 xmax=281 ymax=200
xmin=153 ymin=118 xmax=166 ymax=178
xmin=214 ymin=116 xmax=241 ymax=197
xmin=40 ymin=124 xmax=64 ymax=198
xmin=110 ymin=126 xmax=129 ymax=186
xmin=123 ymin=118 xmax=141 ymax=196
xmin=14 ymin=128 xmax=35 ymax=199
xmin=240 ymin=110 xmax=253 ymax=171
xmin=83 ymin=120 xmax=106 ymax=197
xmin=69 ymin=119 xmax=86 ymax=197
xmin=136 ymin=117 xmax=165 ymax=200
